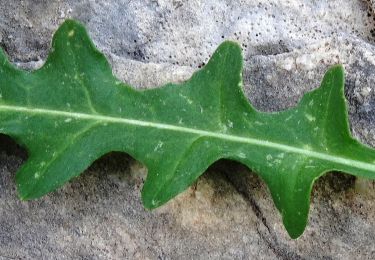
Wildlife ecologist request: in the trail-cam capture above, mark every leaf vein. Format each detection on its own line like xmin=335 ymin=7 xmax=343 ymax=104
xmin=1 ymin=104 xmax=374 ymax=173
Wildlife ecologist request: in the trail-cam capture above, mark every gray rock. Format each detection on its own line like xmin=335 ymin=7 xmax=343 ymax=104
xmin=1 ymin=0 xmax=375 ymax=259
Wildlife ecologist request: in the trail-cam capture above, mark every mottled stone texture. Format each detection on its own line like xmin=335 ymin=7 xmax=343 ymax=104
xmin=1 ymin=1 xmax=375 ymax=259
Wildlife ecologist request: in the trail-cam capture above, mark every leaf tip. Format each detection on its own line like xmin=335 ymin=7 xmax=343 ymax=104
xmin=59 ymin=18 xmax=86 ymax=31
xmin=17 ymin=187 xmax=30 ymax=201
xmin=328 ymin=64 xmax=345 ymax=78
xmin=17 ymin=187 xmax=31 ymax=201
xmin=282 ymin=215 xmax=308 ymax=239
xmin=317 ymin=63 xmax=346 ymax=97
xmin=202 ymin=40 xmax=244 ymax=87
xmin=19 ymin=195 xmax=27 ymax=201
xmin=214 ymin=40 xmax=243 ymax=60
xmin=141 ymin=179 xmax=180 ymax=210
xmin=141 ymin=190 xmax=164 ymax=210
xmin=51 ymin=19 xmax=90 ymax=48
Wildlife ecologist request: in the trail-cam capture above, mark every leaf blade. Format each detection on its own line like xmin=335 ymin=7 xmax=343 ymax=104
xmin=1 ymin=20 xmax=375 ymax=238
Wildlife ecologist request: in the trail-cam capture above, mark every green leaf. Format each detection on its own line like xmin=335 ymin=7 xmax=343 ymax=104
xmin=1 ymin=20 xmax=375 ymax=239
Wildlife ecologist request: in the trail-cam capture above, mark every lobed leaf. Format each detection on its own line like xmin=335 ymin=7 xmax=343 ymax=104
xmin=1 ymin=20 xmax=375 ymax=238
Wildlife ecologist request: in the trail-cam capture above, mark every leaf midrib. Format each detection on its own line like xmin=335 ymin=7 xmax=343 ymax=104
xmin=1 ymin=104 xmax=374 ymax=172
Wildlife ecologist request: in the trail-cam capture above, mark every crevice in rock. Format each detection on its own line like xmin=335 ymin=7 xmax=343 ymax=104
xmin=364 ymin=0 xmax=375 ymax=42
xmin=250 ymin=40 xmax=292 ymax=58
xmin=211 ymin=160 xmax=304 ymax=260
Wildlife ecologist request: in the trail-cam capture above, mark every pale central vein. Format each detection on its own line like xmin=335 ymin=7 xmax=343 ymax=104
xmin=1 ymin=104 xmax=374 ymax=172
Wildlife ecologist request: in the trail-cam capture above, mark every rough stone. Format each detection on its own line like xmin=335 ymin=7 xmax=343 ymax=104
xmin=1 ymin=0 xmax=375 ymax=259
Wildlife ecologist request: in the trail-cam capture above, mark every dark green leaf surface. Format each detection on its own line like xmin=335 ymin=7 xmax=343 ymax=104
xmin=1 ymin=20 xmax=375 ymax=238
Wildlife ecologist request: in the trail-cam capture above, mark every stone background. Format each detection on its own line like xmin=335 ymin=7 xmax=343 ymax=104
xmin=1 ymin=0 xmax=375 ymax=259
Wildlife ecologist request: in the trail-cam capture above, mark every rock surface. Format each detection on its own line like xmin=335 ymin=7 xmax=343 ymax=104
xmin=1 ymin=0 xmax=375 ymax=259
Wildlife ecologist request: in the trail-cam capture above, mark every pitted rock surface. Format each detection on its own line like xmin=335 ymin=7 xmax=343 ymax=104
xmin=1 ymin=1 xmax=375 ymax=259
